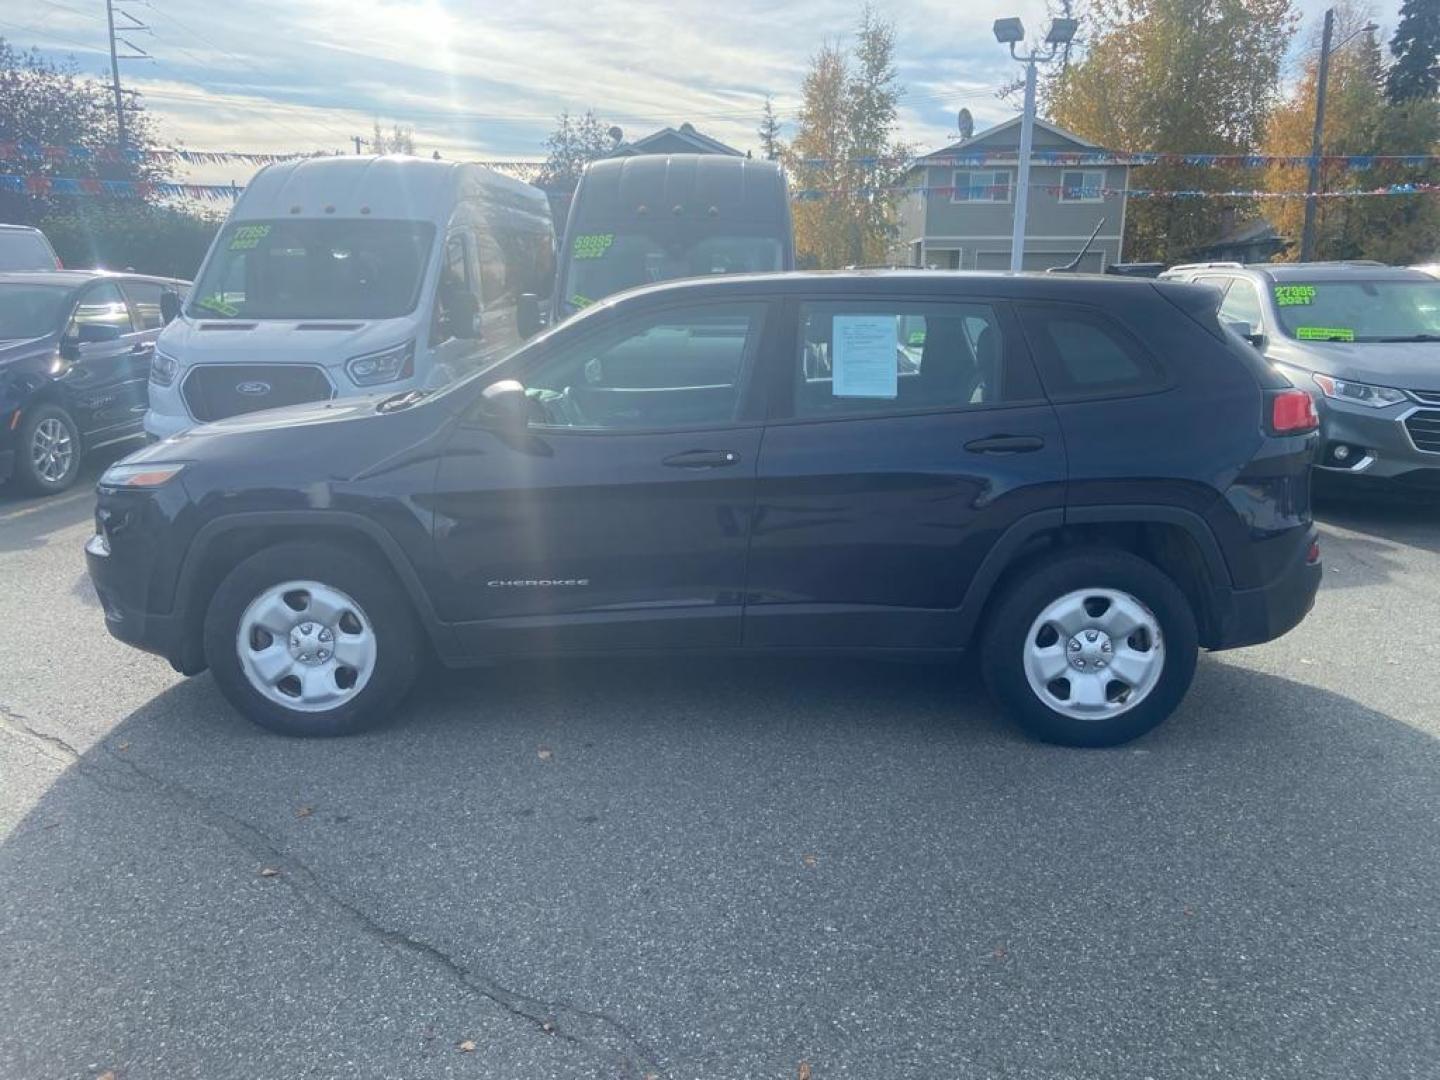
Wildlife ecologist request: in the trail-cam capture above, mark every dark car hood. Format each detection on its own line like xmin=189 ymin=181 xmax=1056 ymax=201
xmin=1269 ymin=338 xmax=1440 ymax=391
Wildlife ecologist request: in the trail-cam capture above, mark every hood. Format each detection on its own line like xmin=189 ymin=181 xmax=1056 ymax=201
xmin=158 ymin=314 xmax=417 ymax=370
xmin=0 ymin=333 xmax=58 ymax=365
xmin=161 ymin=393 xmax=388 ymax=444
xmin=1270 ymin=338 xmax=1440 ymax=392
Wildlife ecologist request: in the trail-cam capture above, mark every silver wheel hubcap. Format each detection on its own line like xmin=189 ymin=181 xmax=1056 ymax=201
xmin=31 ymin=417 xmax=74 ymax=483
xmin=236 ymin=580 xmax=377 ymax=712
xmin=1023 ymin=587 xmax=1165 ymax=721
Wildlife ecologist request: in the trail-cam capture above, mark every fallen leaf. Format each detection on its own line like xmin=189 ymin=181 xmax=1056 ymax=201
xmin=116 ymin=742 xmax=130 ymax=752
xmin=798 ymin=1062 xmax=813 ymax=1080
xmin=537 ymin=746 xmax=554 ymax=762
xmin=802 ymin=854 xmax=818 ymax=869
xmin=1183 ymin=906 xmax=1195 ymax=917
xmin=295 ymin=806 xmax=314 ymax=818
xmin=541 ymin=1019 xmax=557 ymax=1034
xmin=258 ymin=866 xmax=280 ymax=878
xmin=97 ymin=1072 xmax=118 ymax=1080
xmin=457 ymin=1039 xmax=476 ymax=1053
xmin=993 ymin=946 xmax=1007 ymax=960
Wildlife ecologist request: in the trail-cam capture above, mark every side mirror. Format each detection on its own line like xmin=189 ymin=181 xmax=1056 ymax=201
xmin=76 ymin=322 xmax=122 ymax=345
xmin=517 ymin=292 xmax=543 ymax=339
xmin=1226 ymin=320 xmax=1266 ymax=350
xmin=160 ymin=289 xmax=182 ymax=324
xmin=443 ymin=292 xmax=482 ymax=340
xmin=478 ymin=379 xmax=529 ymax=435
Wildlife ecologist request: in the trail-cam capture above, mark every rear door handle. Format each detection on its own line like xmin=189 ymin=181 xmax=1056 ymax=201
xmin=964 ymin=434 xmax=1045 ymax=454
xmin=662 ymin=449 xmax=741 ymax=469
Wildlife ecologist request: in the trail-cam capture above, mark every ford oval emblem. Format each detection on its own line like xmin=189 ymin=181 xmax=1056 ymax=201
xmin=235 ymin=380 xmax=271 ymax=396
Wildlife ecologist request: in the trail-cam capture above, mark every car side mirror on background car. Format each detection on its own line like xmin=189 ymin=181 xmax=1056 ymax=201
xmin=517 ymin=292 xmax=543 ymax=339
xmin=478 ymin=379 xmax=530 ymax=436
xmin=1226 ymin=319 xmax=1266 ymax=350
xmin=160 ymin=289 xmax=181 ymax=324
xmin=443 ymin=292 xmax=483 ymax=340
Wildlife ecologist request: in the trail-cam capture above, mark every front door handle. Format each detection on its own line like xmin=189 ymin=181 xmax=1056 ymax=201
xmin=964 ymin=434 xmax=1045 ymax=454
xmin=662 ymin=449 xmax=741 ymax=469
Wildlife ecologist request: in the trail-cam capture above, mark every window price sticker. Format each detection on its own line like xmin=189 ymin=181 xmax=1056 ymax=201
xmin=1274 ymin=285 xmax=1316 ymax=307
xmin=572 ymin=233 xmax=615 ymax=260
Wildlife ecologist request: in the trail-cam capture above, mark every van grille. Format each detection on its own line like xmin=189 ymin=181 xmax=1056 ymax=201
xmin=1408 ymin=389 xmax=1440 ymax=406
xmin=182 ymin=364 xmax=333 ymax=423
xmin=1405 ymin=409 xmax=1440 ymax=454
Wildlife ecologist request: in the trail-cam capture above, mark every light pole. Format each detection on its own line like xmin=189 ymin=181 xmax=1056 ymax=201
xmin=1299 ymin=10 xmax=1378 ymax=262
xmin=994 ymin=16 xmax=1077 ymax=272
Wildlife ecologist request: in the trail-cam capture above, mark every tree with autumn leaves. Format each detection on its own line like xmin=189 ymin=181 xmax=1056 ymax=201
xmin=783 ymin=8 xmax=912 ymax=269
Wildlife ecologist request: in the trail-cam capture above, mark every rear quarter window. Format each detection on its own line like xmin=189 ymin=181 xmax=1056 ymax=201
xmin=1016 ymin=303 xmax=1167 ymax=399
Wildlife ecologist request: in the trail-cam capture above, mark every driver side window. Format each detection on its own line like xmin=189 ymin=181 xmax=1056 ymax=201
xmin=524 ymin=302 xmax=764 ymax=431
xmin=66 ymin=281 xmax=133 ymax=340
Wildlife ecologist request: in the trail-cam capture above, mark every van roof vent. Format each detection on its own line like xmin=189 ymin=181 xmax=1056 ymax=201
xmin=198 ymin=322 xmax=258 ymax=330
xmin=295 ymin=322 xmax=364 ymax=331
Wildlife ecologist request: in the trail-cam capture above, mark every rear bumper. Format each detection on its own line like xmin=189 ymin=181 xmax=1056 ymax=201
xmin=1207 ymin=527 xmax=1321 ymax=651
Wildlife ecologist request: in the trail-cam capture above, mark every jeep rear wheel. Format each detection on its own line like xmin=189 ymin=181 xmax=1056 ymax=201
xmin=203 ymin=541 xmax=422 ymax=736
xmin=982 ymin=549 xmax=1199 ymax=747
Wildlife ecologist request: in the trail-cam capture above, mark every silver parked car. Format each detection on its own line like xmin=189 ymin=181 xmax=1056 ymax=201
xmin=1161 ymin=261 xmax=1440 ymax=494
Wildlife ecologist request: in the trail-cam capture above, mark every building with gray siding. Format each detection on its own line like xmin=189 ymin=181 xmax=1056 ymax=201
xmin=893 ymin=117 xmax=1134 ymax=272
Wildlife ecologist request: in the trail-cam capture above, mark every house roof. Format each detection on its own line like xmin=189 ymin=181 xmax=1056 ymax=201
xmin=610 ymin=123 xmax=743 ymax=158
xmin=915 ymin=116 xmax=1117 ymax=164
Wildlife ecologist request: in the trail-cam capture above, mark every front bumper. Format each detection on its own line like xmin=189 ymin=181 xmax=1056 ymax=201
xmin=0 ymin=447 xmax=13 ymax=485
xmin=86 ymin=531 xmax=194 ymax=670
xmin=1313 ymin=394 xmax=1440 ymax=481
xmin=1207 ymin=527 xmax=1322 ymax=651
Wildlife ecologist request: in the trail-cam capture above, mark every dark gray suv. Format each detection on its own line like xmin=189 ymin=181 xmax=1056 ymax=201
xmin=1162 ymin=261 xmax=1440 ymax=493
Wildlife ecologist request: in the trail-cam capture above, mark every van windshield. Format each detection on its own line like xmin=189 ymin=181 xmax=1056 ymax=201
xmin=1272 ymin=279 xmax=1440 ymax=342
xmin=563 ymin=227 xmax=783 ymax=313
xmin=188 ymin=219 xmax=436 ymax=320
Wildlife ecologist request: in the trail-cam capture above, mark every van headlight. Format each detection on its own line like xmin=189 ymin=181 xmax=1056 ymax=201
xmin=345 ymin=341 xmax=415 ymax=386
xmin=1311 ymin=373 xmax=1407 ymax=408
xmin=150 ymin=348 xmax=179 ymax=386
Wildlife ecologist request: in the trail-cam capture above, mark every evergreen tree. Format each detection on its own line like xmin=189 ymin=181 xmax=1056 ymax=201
xmin=1386 ymin=0 xmax=1440 ymax=103
xmin=758 ymin=96 xmax=783 ymax=161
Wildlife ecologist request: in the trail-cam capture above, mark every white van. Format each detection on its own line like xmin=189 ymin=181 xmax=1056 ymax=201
xmin=146 ymin=156 xmax=553 ymax=436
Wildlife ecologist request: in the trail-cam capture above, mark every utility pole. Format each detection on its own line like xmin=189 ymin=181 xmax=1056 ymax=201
xmin=1300 ymin=8 xmax=1334 ymax=264
xmin=352 ymin=136 xmax=365 ymax=155
xmin=104 ymin=0 xmax=150 ymax=154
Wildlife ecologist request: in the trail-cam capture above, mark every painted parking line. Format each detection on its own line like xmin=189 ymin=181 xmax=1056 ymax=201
xmin=0 ymin=488 xmax=95 ymax=524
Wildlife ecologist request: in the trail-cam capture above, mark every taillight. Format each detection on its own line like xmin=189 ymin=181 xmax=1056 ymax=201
xmin=1271 ymin=389 xmax=1319 ymax=434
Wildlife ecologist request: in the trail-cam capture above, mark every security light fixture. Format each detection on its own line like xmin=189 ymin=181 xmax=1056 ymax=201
xmin=992 ymin=17 xmax=1025 ymax=44
xmin=1045 ymin=17 xmax=1078 ymax=45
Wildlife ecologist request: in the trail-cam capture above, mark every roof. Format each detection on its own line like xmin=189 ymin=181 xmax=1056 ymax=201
xmin=610 ymin=123 xmax=743 ymax=157
xmin=573 ymin=268 xmax=1175 ymax=311
xmin=1250 ymin=262 xmax=1431 ymax=283
xmin=917 ymin=116 xmax=1105 ymax=162
xmin=0 ymin=269 xmax=180 ymax=287
xmin=235 ymin=155 xmax=543 ymax=222
xmin=569 ymin=154 xmax=788 ymax=227
xmin=0 ymin=224 xmax=47 ymax=233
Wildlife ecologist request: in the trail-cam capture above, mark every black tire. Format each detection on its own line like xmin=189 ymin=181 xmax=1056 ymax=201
xmin=981 ymin=548 xmax=1199 ymax=747
xmin=13 ymin=404 xmax=82 ymax=495
xmin=203 ymin=541 xmax=423 ymax=736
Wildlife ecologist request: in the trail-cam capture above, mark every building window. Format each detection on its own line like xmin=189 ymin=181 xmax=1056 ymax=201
xmin=1059 ymin=169 xmax=1106 ymax=202
xmin=952 ymin=169 xmax=1011 ymax=203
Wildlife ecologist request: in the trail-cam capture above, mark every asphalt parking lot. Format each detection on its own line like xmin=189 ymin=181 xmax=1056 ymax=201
xmin=2 ymin=453 xmax=1439 ymax=1080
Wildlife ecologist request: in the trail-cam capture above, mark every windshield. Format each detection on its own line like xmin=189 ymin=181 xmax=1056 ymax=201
xmin=0 ymin=231 xmax=58 ymax=271
xmin=563 ymin=227 xmax=783 ymax=312
xmin=0 ymin=283 xmax=74 ymax=338
xmin=1272 ymin=279 xmax=1440 ymax=342
xmin=188 ymin=219 xmax=436 ymax=320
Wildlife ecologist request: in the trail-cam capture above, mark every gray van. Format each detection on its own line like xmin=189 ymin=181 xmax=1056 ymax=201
xmin=555 ymin=154 xmax=793 ymax=321
xmin=1161 ymin=261 xmax=1440 ymax=492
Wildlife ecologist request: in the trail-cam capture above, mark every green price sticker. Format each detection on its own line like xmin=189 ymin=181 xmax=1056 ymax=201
xmin=196 ymin=294 xmax=240 ymax=317
xmin=1274 ymin=285 xmax=1316 ymax=307
xmin=571 ymin=233 xmax=614 ymax=260
xmin=1296 ymin=326 xmax=1354 ymax=342
xmin=907 ymin=330 xmax=926 ymax=346
xmin=229 ymin=224 xmax=271 ymax=251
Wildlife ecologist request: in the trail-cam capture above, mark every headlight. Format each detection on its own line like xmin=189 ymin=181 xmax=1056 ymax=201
xmin=1311 ymin=374 xmax=1407 ymax=409
xmin=345 ymin=341 xmax=414 ymax=386
xmin=150 ymin=348 xmax=178 ymax=386
xmin=99 ymin=462 xmax=186 ymax=488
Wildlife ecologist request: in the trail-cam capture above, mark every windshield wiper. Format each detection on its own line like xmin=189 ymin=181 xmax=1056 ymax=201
xmin=1371 ymin=334 xmax=1440 ymax=343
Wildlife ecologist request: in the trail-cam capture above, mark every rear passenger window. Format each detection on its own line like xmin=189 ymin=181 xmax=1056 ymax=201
xmin=793 ymin=301 xmax=1015 ymax=418
xmin=1018 ymin=305 xmax=1165 ymax=397
xmin=122 ymin=281 xmax=165 ymax=329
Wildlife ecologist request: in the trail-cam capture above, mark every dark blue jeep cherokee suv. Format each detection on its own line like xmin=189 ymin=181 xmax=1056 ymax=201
xmin=86 ymin=271 xmax=1321 ymax=746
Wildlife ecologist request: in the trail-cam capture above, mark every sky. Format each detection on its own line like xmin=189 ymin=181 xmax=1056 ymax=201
xmin=1 ymin=0 xmax=1408 ymax=189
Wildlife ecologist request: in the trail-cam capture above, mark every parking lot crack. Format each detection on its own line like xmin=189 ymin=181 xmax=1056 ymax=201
xmin=0 ymin=703 xmax=81 ymax=765
xmin=68 ymin=742 xmax=664 ymax=1078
